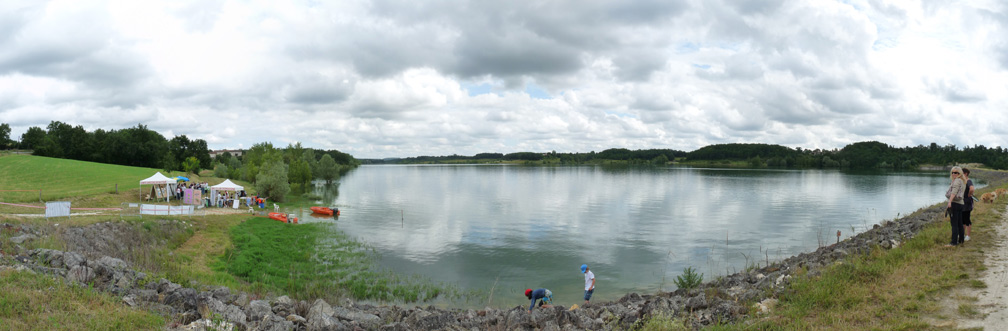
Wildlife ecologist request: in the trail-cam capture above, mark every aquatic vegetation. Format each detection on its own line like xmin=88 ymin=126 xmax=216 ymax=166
xmin=219 ymin=217 xmax=444 ymax=302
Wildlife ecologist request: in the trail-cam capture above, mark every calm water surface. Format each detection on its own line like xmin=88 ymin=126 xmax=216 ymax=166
xmin=298 ymin=165 xmax=958 ymax=307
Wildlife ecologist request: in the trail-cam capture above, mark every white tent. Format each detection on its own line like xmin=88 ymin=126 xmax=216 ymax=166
xmin=210 ymin=179 xmax=244 ymax=207
xmin=139 ymin=172 xmax=176 ymax=202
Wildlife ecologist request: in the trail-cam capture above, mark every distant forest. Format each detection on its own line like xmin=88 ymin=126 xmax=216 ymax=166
xmin=364 ymin=142 xmax=1008 ymax=170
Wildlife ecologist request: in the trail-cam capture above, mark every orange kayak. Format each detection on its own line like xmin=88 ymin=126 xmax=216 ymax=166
xmin=268 ymin=212 xmax=298 ymax=224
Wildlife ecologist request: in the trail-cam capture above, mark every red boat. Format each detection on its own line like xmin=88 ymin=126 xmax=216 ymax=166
xmin=310 ymin=206 xmax=340 ymax=216
xmin=268 ymin=212 xmax=298 ymax=224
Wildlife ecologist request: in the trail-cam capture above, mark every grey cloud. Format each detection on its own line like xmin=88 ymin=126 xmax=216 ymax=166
xmin=868 ymin=81 xmax=901 ymax=100
xmin=809 ymin=89 xmax=876 ymax=115
xmin=757 ymin=88 xmax=830 ymax=125
xmin=696 ymin=97 xmax=771 ymax=132
xmin=349 ymin=101 xmax=409 ymax=120
xmin=451 ymin=30 xmax=584 ymax=78
xmin=926 ymin=77 xmax=986 ymax=103
xmin=693 ymin=56 xmax=765 ymax=82
xmin=631 ymin=93 xmax=678 ymax=112
xmin=979 ymin=4 xmax=1008 ymax=69
xmin=766 ymin=50 xmax=818 ymax=79
xmin=727 ymin=0 xmax=785 ymax=16
xmin=723 ymin=56 xmax=764 ymax=80
xmin=612 ymin=48 xmax=668 ymax=81
xmin=284 ymin=23 xmax=449 ymax=78
xmin=638 ymin=110 xmax=673 ymax=123
xmin=0 ymin=4 xmax=153 ymax=101
xmin=707 ymin=2 xmax=875 ymax=71
xmin=0 ymin=2 xmax=38 ymax=45
xmin=484 ymin=110 xmax=519 ymax=123
xmin=360 ymin=0 xmax=689 ymax=81
xmin=518 ymin=0 xmax=688 ymax=48
xmin=282 ymin=74 xmax=354 ymax=105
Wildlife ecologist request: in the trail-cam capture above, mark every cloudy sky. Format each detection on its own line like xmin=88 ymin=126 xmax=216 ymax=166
xmin=1 ymin=0 xmax=1006 ymax=159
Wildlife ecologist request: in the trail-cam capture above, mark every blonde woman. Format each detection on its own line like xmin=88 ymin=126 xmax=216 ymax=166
xmin=945 ymin=166 xmax=967 ymax=247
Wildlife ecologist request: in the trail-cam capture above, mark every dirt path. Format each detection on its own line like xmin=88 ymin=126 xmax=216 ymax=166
xmin=960 ymin=206 xmax=1008 ymax=329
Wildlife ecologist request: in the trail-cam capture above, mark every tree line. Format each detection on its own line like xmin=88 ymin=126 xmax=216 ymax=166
xmin=1 ymin=121 xmax=360 ymax=202
xmin=680 ymin=141 xmax=1008 ymax=170
xmin=365 ymin=148 xmax=688 ymax=165
xmin=364 ymin=142 xmax=1008 ymax=170
xmin=10 ymin=121 xmax=213 ymax=172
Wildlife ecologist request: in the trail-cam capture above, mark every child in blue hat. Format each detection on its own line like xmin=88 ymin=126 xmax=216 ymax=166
xmin=581 ymin=264 xmax=595 ymax=305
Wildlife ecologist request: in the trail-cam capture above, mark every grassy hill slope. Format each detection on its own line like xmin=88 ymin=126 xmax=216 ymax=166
xmin=0 ymin=154 xmax=167 ymax=202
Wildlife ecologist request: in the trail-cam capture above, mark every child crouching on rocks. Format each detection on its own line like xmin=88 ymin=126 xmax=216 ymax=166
xmin=525 ymin=288 xmax=553 ymax=312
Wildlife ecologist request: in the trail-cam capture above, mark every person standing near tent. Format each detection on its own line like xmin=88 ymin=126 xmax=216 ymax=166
xmin=581 ymin=264 xmax=595 ymax=305
xmin=524 ymin=288 xmax=553 ymax=312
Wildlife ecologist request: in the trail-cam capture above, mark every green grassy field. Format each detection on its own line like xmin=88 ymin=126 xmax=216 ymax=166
xmin=0 ymin=154 xmax=165 ymax=202
xmin=0 ymin=269 xmax=164 ymax=331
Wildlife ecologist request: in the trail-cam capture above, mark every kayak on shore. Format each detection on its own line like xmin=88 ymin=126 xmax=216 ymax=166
xmin=268 ymin=212 xmax=298 ymax=224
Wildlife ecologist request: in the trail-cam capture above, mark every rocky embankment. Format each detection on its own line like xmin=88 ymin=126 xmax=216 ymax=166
xmin=2 ymin=169 xmax=1005 ymax=330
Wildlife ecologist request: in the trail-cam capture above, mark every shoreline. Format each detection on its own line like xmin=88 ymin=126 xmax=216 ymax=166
xmin=2 ymin=169 xmax=1006 ymax=329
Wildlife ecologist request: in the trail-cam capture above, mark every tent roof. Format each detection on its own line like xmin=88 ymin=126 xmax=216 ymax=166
xmin=140 ymin=172 xmax=175 ymax=185
xmin=211 ymin=179 xmax=244 ymax=191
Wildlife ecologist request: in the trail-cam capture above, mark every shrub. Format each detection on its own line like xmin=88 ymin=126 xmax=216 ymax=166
xmin=674 ymin=266 xmax=703 ymax=289
xmin=213 ymin=163 xmax=228 ymax=178
xmin=255 ymin=160 xmax=290 ymax=202
xmin=182 ymin=156 xmax=201 ymax=175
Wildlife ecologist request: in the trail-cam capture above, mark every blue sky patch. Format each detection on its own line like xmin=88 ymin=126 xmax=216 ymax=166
xmin=462 ymin=82 xmax=494 ymax=96
xmin=525 ymin=83 xmax=551 ymax=99
xmin=676 ymin=42 xmax=700 ymax=54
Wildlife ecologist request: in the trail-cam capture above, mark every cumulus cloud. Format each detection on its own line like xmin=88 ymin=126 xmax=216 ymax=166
xmin=0 ymin=0 xmax=1005 ymax=158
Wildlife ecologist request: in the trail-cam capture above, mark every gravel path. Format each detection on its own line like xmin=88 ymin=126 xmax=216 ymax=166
xmin=960 ymin=206 xmax=1008 ymax=329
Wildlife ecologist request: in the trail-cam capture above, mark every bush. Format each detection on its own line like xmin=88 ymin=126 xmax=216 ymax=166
xmin=317 ymin=154 xmax=337 ymax=184
xmin=182 ymin=156 xmax=201 ymax=175
xmin=673 ymin=266 xmax=703 ymax=289
xmin=213 ymin=163 xmax=228 ymax=178
xmin=255 ymin=160 xmax=290 ymax=202
xmin=651 ymin=154 xmax=669 ymax=165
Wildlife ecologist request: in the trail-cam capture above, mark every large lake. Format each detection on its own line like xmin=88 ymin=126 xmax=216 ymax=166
xmin=298 ymin=165 xmax=957 ymax=307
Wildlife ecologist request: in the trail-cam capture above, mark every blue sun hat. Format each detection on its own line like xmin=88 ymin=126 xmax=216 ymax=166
xmin=580 ymin=264 xmax=588 ymax=273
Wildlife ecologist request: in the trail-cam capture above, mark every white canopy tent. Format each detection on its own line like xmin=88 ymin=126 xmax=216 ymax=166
xmin=139 ymin=172 xmax=176 ymax=202
xmin=210 ymin=179 xmax=244 ymax=207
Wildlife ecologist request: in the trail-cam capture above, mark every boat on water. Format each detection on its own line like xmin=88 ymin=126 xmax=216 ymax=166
xmin=310 ymin=206 xmax=340 ymax=216
xmin=268 ymin=212 xmax=298 ymax=224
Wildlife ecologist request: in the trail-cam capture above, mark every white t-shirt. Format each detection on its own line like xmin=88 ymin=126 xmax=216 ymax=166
xmin=584 ymin=270 xmax=595 ymax=291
